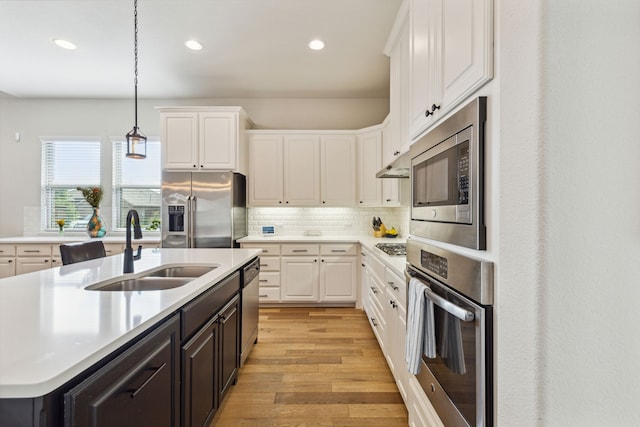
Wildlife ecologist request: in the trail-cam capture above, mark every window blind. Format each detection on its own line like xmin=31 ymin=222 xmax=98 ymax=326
xmin=41 ymin=138 xmax=101 ymax=231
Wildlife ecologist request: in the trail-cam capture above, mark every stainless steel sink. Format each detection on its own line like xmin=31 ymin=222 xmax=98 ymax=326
xmin=85 ymin=264 xmax=218 ymax=291
xmin=144 ymin=265 xmax=217 ymax=278
xmin=85 ymin=277 xmax=194 ymax=292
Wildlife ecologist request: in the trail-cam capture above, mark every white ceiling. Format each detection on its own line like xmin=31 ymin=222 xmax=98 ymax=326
xmin=0 ymin=0 xmax=401 ymax=99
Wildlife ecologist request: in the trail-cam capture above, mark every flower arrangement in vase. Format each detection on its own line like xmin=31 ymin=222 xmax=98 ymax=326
xmin=77 ymin=186 xmax=106 ymax=238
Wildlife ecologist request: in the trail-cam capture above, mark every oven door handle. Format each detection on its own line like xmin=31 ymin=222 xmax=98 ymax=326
xmin=424 ymin=287 xmax=475 ymax=322
xmin=406 ymin=270 xmax=475 ymax=322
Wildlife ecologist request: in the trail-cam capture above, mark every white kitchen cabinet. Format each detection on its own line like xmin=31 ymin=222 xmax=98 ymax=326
xmin=158 ymin=107 xmax=250 ymax=173
xmin=15 ymin=244 xmax=56 ymax=275
xmin=240 ymin=243 xmax=282 ymax=303
xmin=356 ymin=129 xmax=383 ymax=206
xmin=103 ymin=243 xmax=124 ymax=256
xmin=281 ymin=256 xmax=319 ymax=302
xmin=320 ymin=135 xmax=356 ymax=206
xmin=384 ymin=3 xmax=411 ymax=166
xmin=283 ymin=135 xmax=320 ymax=206
xmin=410 ymin=0 xmax=493 ymax=139
xmin=407 ymin=376 xmax=445 ymax=427
xmin=0 ymin=244 xmax=16 ymax=279
xmin=248 ymin=134 xmax=284 ymax=206
xmin=319 ymin=243 xmax=358 ymax=302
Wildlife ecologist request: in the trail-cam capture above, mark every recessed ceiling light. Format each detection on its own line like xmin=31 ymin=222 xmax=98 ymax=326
xmin=185 ymin=40 xmax=203 ymax=51
xmin=53 ymin=39 xmax=77 ymax=50
xmin=308 ymin=39 xmax=325 ymax=51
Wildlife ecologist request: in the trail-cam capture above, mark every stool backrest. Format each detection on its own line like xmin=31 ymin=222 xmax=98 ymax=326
xmin=59 ymin=241 xmax=107 ymax=265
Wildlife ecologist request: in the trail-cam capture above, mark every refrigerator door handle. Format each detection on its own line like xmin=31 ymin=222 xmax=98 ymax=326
xmin=189 ymin=196 xmax=197 ymax=248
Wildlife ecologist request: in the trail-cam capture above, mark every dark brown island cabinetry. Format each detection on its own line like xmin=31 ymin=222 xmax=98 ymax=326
xmin=64 ymin=315 xmax=181 ymax=427
xmin=0 ymin=266 xmax=248 ymax=427
xmin=181 ymin=272 xmax=240 ymax=427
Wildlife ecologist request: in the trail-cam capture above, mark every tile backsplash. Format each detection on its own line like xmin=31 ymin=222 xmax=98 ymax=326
xmin=248 ymin=207 xmax=409 ymax=237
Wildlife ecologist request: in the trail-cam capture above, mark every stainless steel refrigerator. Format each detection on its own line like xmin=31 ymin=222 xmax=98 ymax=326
xmin=161 ymin=171 xmax=247 ymax=248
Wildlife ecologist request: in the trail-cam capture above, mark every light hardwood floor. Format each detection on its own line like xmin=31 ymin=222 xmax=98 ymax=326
xmin=210 ymin=307 xmax=408 ymax=426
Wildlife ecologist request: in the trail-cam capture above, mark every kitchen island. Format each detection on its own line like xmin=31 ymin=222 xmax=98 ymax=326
xmin=0 ymin=247 xmax=260 ymax=426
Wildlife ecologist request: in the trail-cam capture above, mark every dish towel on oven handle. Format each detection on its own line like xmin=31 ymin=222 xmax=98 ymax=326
xmin=404 ymin=278 xmax=436 ymax=375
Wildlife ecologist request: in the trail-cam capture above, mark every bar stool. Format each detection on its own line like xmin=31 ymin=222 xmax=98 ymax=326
xmin=59 ymin=241 xmax=107 ymax=265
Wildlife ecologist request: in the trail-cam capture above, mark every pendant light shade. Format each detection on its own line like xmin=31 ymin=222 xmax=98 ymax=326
xmin=126 ymin=0 xmax=146 ymax=159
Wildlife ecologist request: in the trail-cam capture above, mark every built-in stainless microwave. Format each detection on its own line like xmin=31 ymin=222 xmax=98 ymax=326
xmin=410 ymin=97 xmax=487 ymax=250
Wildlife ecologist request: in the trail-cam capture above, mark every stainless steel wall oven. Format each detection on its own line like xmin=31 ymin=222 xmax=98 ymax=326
xmin=406 ymin=239 xmax=494 ymax=427
xmin=410 ymin=97 xmax=487 ymax=250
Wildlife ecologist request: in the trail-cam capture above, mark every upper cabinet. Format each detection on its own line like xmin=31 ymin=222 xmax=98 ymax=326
xmin=357 ymin=128 xmax=383 ymax=207
xmin=409 ymin=0 xmax=494 ymax=139
xmin=384 ymin=2 xmax=411 ymax=166
xmin=320 ymin=135 xmax=357 ymax=207
xmin=158 ymin=106 xmax=252 ymax=173
xmin=283 ymin=135 xmax=321 ymax=206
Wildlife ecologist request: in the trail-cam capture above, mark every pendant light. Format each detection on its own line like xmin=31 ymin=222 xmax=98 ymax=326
xmin=125 ymin=0 xmax=146 ymax=159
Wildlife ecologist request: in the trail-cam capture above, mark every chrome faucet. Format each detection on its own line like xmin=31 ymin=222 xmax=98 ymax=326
xmin=123 ymin=209 xmax=143 ymax=274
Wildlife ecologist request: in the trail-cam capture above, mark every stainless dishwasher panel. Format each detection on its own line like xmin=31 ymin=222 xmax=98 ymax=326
xmin=241 ymin=258 xmax=260 ymax=365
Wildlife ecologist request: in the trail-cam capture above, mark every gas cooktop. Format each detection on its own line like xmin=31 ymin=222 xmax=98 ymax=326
xmin=375 ymin=243 xmax=406 ymax=256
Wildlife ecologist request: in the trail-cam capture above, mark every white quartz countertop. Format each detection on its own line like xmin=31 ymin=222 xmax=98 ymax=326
xmin=0 ymin=235 xmax=160 ymax=244
xmin=0 ymin=247 xmax=260 ymax=398
xmin=238 ymin=234 xmax=407 ymax=277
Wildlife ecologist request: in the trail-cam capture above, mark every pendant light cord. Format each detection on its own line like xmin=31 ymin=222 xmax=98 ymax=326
xmin=134 ymin=0 xmax=139 ymax=129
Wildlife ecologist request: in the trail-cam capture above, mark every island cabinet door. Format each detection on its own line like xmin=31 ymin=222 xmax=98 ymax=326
xmin=182 ymin=316 xmax=219 ymax=427
xmin=218 ymin=295 xmax=240 ymax=399
xmin=64 ymin=315 xmax=180 ymax=427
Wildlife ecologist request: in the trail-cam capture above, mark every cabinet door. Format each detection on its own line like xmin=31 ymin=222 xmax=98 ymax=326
xmin=162 ymin=111 xmax=199 ymax=170
xmin=410 ymin=0 xmax=439 ymax=137
xmin=281 ymin=256 xmax=319 ymax=302
xmin=320 ymin=135 xmax=356 ymax=206
xmin=65 ymin=315 xmax=180 ymax=427
xmin=16 ymin=257 xmax=51 ymax=275
xmin=219 ymin=295 xmax=240 ymax=399
xmin=0 ymin=258 xmax=15 ymax=278
xmin=356 ymin=130 xmax=382 ymax=206
xmin=283 ymin=135 xmax=320 ymax=206
xmin=182 ymin=316 xmax=218 ymax=427
xmin=320 ymin=256 xmax=357 ymax=302
xmin=438 ymin=0 xmax=494 ymax=113
xmin=199 ymin=112 xmax=237 ymax=170
xmin=248 ymin=135 xmax=284 ymax=206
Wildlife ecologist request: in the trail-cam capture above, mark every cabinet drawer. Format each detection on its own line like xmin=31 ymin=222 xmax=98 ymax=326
xmin=242 ymin=243 xmax=281 ymax=256
xmin=258 ymin=286 xmax=280 ymax=302
xmin=321 ymin=243 xmax=358 ymax=256
xmin=366 ymin=250 xmax=386 ymax=280
xmin=181 ymin=271 xmax=240 ymax=341
xmin=0 ymin=244 xmax=16 ymax=257
xmin=281 ymin=244 xmax=319 ymax=256
xmin=16 ymin=244 xmax=52 ymax=257
xmin=385 ymin=268 xmax=406 ymax=308
xmin=258 ymin=256 xmax=280 ymax=271
xmin=104 ymin=243 xmax=124 ymax=256
xmin=258 ymin=271 xmax=280 ymax=287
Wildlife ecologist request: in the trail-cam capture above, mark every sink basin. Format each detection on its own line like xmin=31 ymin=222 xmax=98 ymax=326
xmin=86 ymin=276 xmax=194 ymax=292
xmin=84 ymin=264 xmax=219 ymax=292
xmin=145 ymin=265 xmax=218 ymax=278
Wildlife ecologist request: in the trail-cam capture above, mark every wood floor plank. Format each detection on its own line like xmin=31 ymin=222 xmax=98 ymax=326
xmin=209 ymin=307 xmax=408 ymax=426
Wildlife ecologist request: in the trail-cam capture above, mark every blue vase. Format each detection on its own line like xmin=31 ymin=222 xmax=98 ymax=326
xmin=87 ymin=207 xmax=107 ymax=238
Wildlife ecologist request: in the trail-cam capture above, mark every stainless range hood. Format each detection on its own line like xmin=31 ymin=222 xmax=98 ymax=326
xmin=376 ymin=151 xmax=410 ymax=178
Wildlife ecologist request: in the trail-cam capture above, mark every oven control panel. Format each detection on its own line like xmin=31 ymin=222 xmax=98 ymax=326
xmin=421 ymin=250 xmax=448 ymax=279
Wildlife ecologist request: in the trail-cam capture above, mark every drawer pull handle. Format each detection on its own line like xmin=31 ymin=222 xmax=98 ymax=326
xmin=24 ymin=250 xmax=41 ymax=253
xmin=370 ymin=287 xmax=378 ymax=294
xmin=260 ymin=264 xmax=269 ymax=267
xmin=370 ymin=317 xmax=378 ymax=327
xmin=331 ymin=249 xmax=346 ymax=253
xmin=128 ymin=362 xmax=167 ymax=398
xmin=259 ymin=294 xmax=269 ymax=298
xmin=292 ymin=249 xmax=308 ymax=253
xmin=259 ymin=279 xmax=269 ymax=282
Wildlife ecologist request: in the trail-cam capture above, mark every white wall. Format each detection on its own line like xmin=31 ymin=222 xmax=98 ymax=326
xmin=498 ymin=0 xmax=640 ymax=425
xmin=0 ymin=96 xmax=389 ymax=237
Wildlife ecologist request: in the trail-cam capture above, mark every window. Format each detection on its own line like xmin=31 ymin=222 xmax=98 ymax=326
xmin=41 ymin=138 xmax=101 ymax=231
xmin=112 ymin=139 xmax=161 ymax=230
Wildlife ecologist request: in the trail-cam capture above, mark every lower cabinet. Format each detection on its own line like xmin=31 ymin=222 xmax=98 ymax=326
xmin=182 ymin=316 xmax=219 ymax=427
xmin=64 ymin=315 xmax=181 ymax=427
xmin=181 ymin=272 xmax=241 ymax=427
xmin=281 ymin=255 xmax=319 ymax=302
